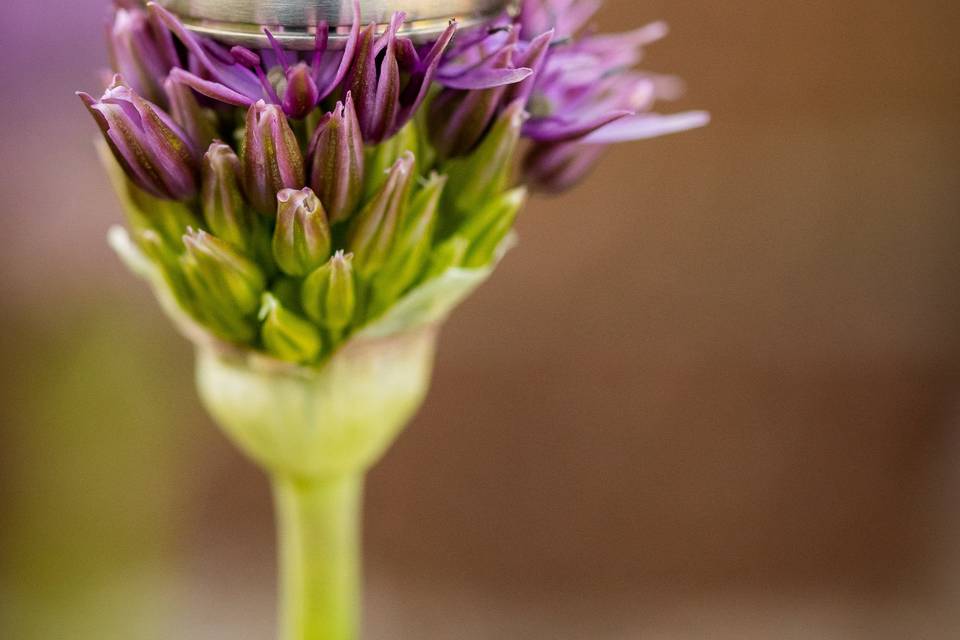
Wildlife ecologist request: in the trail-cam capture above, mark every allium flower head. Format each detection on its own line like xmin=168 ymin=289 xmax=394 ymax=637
xmin=83 ymin=0 xmax=707 ymax=366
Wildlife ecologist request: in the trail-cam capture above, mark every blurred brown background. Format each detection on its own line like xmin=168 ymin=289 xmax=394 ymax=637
xmin=3 ymin=1 xmax=960 ymax=638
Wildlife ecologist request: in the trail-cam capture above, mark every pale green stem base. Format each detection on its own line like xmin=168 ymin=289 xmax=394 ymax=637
xmin=274 ymin=475 xmax=363 ymax=640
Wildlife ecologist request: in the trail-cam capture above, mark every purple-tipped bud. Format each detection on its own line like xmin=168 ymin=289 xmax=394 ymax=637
xmin=202 ymin=141 xmax=260 ymax=254
xmin=242 ymin=101 xmax=305 ymax=215
xmin=165 ymin=77 xmax=218 ymax=152
xmin=272 ymin=187 xmax=332 ymax=277
xmin=107 ymin=6 xmax=179 ymax=105
xmin=523 ymin=141 xmax=606 ymax=192
xmin=346 ymin=22 xmax=387 ymax=141
xmin=281 ymin=62 xmax=321 ymax=120
xmin=307 ymin=94 xmax=364 ymax=223
xmin=346 ymin=151 xmax=415 ymax=277
xmin=79 ymin=75 xmax=199 ymax=200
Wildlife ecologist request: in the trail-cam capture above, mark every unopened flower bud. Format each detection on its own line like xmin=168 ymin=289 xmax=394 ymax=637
xmin=138 ymin=228 xmax=193 ymax=309
xmin=202 ymin=141 xmax=261 ymax=254
xmin=79 ymin=75 xmax=199 ymax=200
xmin=165 ymin=77 xmax=218 ymax=152
xmin=307 ymin=93 xmax=364 ymax=223
xmin=302 ymin=251 xmax=356 ymax=332
xmin=259 ymin=292 xmax=323 ymax=364
xmin=522 ymin=141 xmax=606 ymax=192
xmin=363 ymin=119 xmax=418 ymax=200
xmin=272 ymin=187 xmax=332 ymax=277
xmin=104 ymin=149 xmax=200 ymax=247
xmin=242 ymin=101 xmax=305 ymax=215
xmin=281 ymin=62 xmax=321 ymax=121
xmin=107 ymin=6 xmax=178 ymax=105
xmin=423 ymin=235 xmax=470 ymax=281
xmin=459 ymin=187 xmax=526 ymax=268
xmin=369 ymin=173 xmax=445 ymax=314
xmin=443 ymin=99 xmax=527 ymax=214
xmin=346 ymin=151 xmax=415 ymax=278
xmin=181 ymin=229 xmax=266 ymax=341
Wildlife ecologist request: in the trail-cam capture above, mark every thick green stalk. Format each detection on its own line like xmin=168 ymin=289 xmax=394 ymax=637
xmin=274 ymin=474 xmax=363 ymax=640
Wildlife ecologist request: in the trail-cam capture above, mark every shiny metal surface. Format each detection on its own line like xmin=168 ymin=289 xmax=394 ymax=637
xmin=152 ymin=0 xmax=514 ymax=49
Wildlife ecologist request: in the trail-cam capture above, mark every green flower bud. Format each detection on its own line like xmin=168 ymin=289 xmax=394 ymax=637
xmin=130 ymin=186 xmax=201 ymax=249
xmin=369 ymin=172 xmax=445 ymax=315
xmin=202 ymin=141 xmax=262 ymax=255
xmin=259 ymin=293 xmax=323 ymax=364
xmin=363 ymin=120 xmax=418 ymax=200
xmin=138 ymin=228 xmax=194 ymax=309
xmin=302 ymin=251 xmax=356 ymax=333
xmin=443 ymin=99 xmax=526 ymax=215
xmin=459 ymin=187 xmax=526 ymax=268
xmin=180 ymin=228 xmax=266 ymax=341
xmin=273 ymin=187 xmax=332 ymax=277
xmin=422 ymin=235 xmax=470 ymax=281
xmin=270 ymin=276 xmax=304 ymax=312
xmin=346 ymin=152 xmax=415 ymax=278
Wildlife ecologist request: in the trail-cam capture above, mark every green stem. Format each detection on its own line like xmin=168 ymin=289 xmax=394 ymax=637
xmin=273 ymin=474 xmax=363 ymax=640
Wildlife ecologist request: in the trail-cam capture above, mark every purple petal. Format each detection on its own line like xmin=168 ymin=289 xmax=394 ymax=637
xmin=438 ymin=67 xmax=533 ymax=90
xmin=581 ymin=111 xmax=711 ymax=144
xmin=523 ymin=110 xmax=634 ymax=143
xmin=168 ymin=68 xmax=254 ymax=107
xmin=148 ymin=2 xmax=263 ymax=101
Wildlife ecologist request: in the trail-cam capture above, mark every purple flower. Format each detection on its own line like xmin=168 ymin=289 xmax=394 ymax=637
xmin=107 ymin=4 xmax=179 ymax=105
xmin=431 ymin=22 xmax=537 ymax=158
xmin=432 ymin=1 xmax=709 ymax=186
xmin=147 ymin=1 xmax=358 ymax=118
xmin=518 ymin=1 xmax=709 ymax=189
xmin=346 ymin=12 xmax=456 ymax=142
xmin=78 ymin=75 xmax=199 ymax=200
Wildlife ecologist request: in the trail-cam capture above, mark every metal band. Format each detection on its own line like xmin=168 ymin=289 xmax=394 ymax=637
xmin=152 ymin=0 xmax=514 ymax=49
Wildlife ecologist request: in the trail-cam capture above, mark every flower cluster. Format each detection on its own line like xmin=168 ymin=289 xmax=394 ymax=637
xmin=81 ymin=0 xmax=706 ymax=365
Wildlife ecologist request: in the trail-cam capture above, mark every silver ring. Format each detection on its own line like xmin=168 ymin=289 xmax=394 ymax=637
xmin=151 ymin=0 xmax=515 ymax=50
